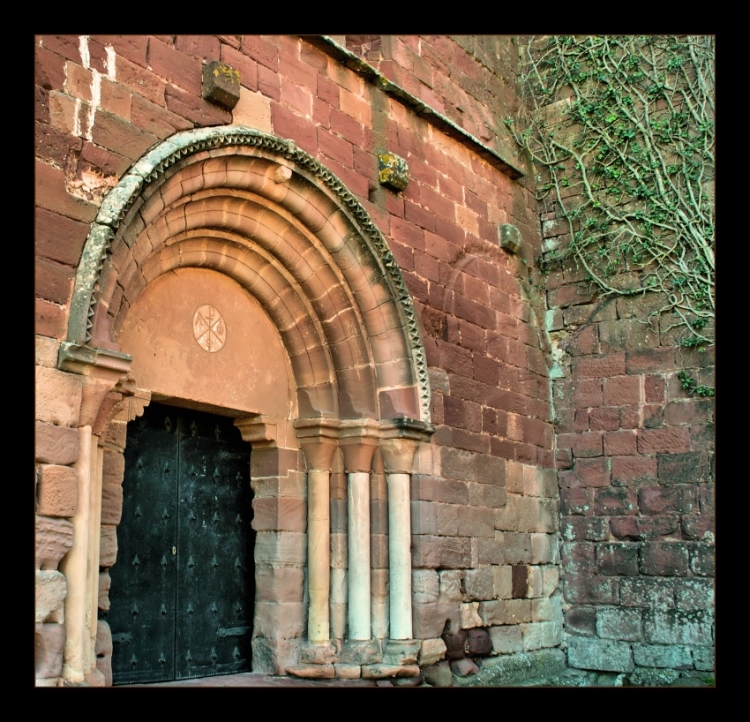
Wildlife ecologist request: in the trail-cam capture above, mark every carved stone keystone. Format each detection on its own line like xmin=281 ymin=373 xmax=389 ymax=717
xmin=202 ymin=60 xmax=241 ymax=110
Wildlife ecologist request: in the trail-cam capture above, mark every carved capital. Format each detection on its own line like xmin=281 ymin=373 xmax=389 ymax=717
xmin=378 ymin=418 xmax=434 ymax=475
xmin=338 ymin=419 xmax=380 ymax=473
xmin=294 ymin=418 xmax=340 ymax=472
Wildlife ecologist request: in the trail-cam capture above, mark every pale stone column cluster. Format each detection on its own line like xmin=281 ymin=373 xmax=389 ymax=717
xmin=289 ymin=417 xmax=433 ymax=679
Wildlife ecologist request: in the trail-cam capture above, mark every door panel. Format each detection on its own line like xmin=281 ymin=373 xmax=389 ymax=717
xmin=105 ymin=404 xmax=254 ymax=685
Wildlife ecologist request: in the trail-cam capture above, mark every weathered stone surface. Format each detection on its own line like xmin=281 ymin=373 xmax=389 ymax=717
xmin=632 ymin=643 xmax=692 ymax=669
xmin=489 ymin=625 xmax=523 ymax=654
xmin=99 ymin=525 xmax=118 ymax=568
xmin=493 ymin=565 xmax=513 ymax=599
xmin=254 ymin=531 xmax=306 ymax=565
xmin=382 ymin=639 xmax=420 ymax=666
xmin=596 ymin=607 xmax=642 ymax=642
xmin=392 ymin=671 xmax=424 ymax=686
xmin=35 ymin=421 xmax=79 ymax=465
xmin=460 ymin=602 xmax=483 ymax=628
xmin=35 ymin=570 xmax=66 ymax=623
xmin=465 ymin=566 xmax=494 ymax=601
xmin=98 ymin=570 xmax=111 ymax=611
xmin=423 ymin=660 xmax=453 ymax=686
xmin=35 ymin=366 xmax=83 ymax=427
xmin=643 ymin=610 xmax=713 ymax=646
xmin=334 ymin=664 xmax=361 ymax=679
xmin=466 ymin=628 xmax=492 ymax=657
xmin=567 ymin=637 xmax=633 ymax=673
xmin=450 ymin=657 xmax=480 ymax=677
xmin=35 ymin=515 xmax=73 ymax=570
xmin=442 ymin=629 xmax=468 ymax=660
xmin=339 ymin=640 xmax=381 ymax=665
xmin=692 ymin=646 xmax=714 ymax=671
xmin=300 ymin=641 xmax=338 ymax=664
xmin=254 ymin=601 xmax=305 ymax=639
xmin=286 ymin=663 xmax=335 ymax=679
xmin=361 ymin=663 xmax=420 ymax=679
xmin=35 ymin=623 xmax=64 ymax=679
xmin=256 ymin=564 xmax=305 ymax=604
xmin=418 ymin=637 xmax=447 ymax=666
xmin=253 ymin=637 xmax=301 ymax=676
xmin=412 ymin=601 xmax=460 ymax=639
xmin=36 ymin=464 xmax=77 ymax=517
xmin=466 ymin=649 xmax=566 ymax=686
xmin=202 ymin=60 xmax=241 ymax=110
xmin=100 ymin=483 xmax=123 ymax=526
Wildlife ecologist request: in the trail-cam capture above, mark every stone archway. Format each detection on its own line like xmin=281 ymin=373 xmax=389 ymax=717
xmin=58 ymin=127 xmax=434 ymax=684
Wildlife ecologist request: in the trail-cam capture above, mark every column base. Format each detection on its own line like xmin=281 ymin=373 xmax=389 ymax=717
xmin=339 ymin=639 xmax=382 ymax=665
xmin=383 ymin=638 xmax=422 ymax=666
xmin=299 ymin=640 xmax=339 ymax=664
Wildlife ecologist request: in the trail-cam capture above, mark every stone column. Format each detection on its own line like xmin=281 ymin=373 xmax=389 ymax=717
xmin=295 ymin=419 xmax=339 ymax=646
xmin=379 ymin=420 xmax=434 ymax=641
xmin=61 ymin=425 xmax=93 ymax=683
xmin=339 ymin=420 xmax=379 ymax=642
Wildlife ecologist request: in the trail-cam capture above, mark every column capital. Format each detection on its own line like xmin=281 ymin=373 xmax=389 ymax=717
xmin=339 ymin=418 xmax=380 ymax=473
xmin=378 ymin=418 xmax=434 ymax=475
xmin=294 ymin=418 xmax=340 ymax=472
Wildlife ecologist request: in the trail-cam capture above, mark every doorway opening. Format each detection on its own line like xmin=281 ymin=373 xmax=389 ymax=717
xmin=103 ymin=402 xmax=255 ymax=685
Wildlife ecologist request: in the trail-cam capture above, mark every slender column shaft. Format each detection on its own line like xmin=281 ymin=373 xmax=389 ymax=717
xmin=61 ymin=425 xmax=93 ymax=683
xmin=347 ymin=471 xmax=371 ymax=640
xmin=85 ymin=441 xmax=104 ymax=672
xmin=386 ymin=471 xmax=412 ymax=640
xmin=307 ymin=469 xmax=330 ymax=644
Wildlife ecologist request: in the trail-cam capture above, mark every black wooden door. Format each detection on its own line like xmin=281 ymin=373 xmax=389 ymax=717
xmin=104 ymin=403 xmax=255 ymax=684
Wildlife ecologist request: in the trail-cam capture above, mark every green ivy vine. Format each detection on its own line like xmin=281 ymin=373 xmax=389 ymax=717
xmin=506 ymin=36 xmax=714 ymax=374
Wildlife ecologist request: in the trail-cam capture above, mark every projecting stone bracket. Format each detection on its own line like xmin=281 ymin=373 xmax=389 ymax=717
xmin=202 ymin=60 xmax=241 ymax=110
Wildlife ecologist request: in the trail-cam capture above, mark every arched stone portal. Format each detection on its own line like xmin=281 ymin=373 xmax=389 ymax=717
xmin=57 ymin=127 xmax=434 ymax=684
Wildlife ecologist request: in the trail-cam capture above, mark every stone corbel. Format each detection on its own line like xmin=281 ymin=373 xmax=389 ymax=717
xmin=235 ymin=415 xmax=281 ymax=449
xmin=57 ymin=342 xmax=133 ymax=429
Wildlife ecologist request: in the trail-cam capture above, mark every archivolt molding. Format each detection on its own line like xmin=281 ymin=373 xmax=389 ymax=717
xmin=66 ymin=127 xmax=430 ymax=421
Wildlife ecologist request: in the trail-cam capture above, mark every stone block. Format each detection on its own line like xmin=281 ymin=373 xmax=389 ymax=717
xmin=597 ymin=543 xmax=640 ymax=576
xmin=477 ymin=536 xmax=506 ymax=565
xmin=35 ymin=366 xmax=83 ymax=427
xmin=532 ymin=597 xmax=553 ymax=622
xmin=542 ymin=566 xmax=560 ymax=596
xmin=35 ymin=421 xmax=79 ymax=465
xmin=503 ymin=532 xmax=531 ymax=563
xmin=530 ymin=533 xmax=555 ymax=564
xmin=442 ymin=629 xmax=467 ymax=660
xmin=643 ymin=610 xmax=713 ymax=646
xmin=521 ymin=622 xmax=543 ymax=651
xmin=690 ymin=543 xmax=714 ymax=576
xmin=640 ymin=542 xmax=690 ymax=576
xmin=412 ymin=535 xmax=472 ymax=569
xmin=36 ymin=335 xmax=60 ymax=368
xmin=383 ymin=639 xmax=421 ymax=666
xmin=439 ymin=569 xmax=463 ymax=603
xmin=100 ymin=483 xmax=123 ymax=526
xmin=36 ymin=464 xmax=77 ymax=517
xmin=422 ymin=660 xmax=453 ymax=686
xmin=567 ymin=637 xmax=633 ymax=673
xmin=99 ymin=525 xmax=118 ymax=568
xmin=35 ymin=623 xmax=64 ymax=679
xmin=450 ymin=657 xmax=479 ymax=677
xmin=254 ymin=531 xmax=306 ymax=565
xmin=466 ymin=628 xmax=492 ymax=657
xmin=362 ymin=663 xmax=420 ymax=679
xmin=286 ymin=663 xmax=335 ymax=679
xmin=620 ymin=577 xmax=674 ymax=609
xmin=35 ymin=515 xmax=73 ymax=570
xmin=98 ymin=570 xmax=111 ymax=611
xmin=512 ymin=564 xmax=528 ymax=598
xmin=477 ymin=649 xmax=567 ymax=684
xmin=378 ymin=152 xmax=409 ymax=191
xmin=499 ymin=223 xmax=522 ymax=254
xmin=457 ymin=505 xmax=495 ymax=538
xmin=300 ymin=641 xmax=339 ymax=664
xmin=253 ymin=637 xmax=302 ymax=676
xmin=460 ymin=602 xmax=483 ymax=629
xmin=692 ymin=646 xmax=714 ymax=672
xmin=493 ymin=565 xmax=513 ymax=599
xmin=102 ymin=450 xmax=125 ymax=485
xmin=254 ymin=601 xmax=305 ymax=639
xmin=527 ymin=565 xmax=544 ymax=598
xmin=489 ymin=625 xmax=523 ymax=655
xmin=632 ymin=643 xmax=692 ymax=669
xmin=596 ymin=607 xmax=642 ymax=641
xmin=479 ymin=598 xmax=531 ymax=626
xmin=256 ymin=565 xmax=305 ymax=603
xmin=465 ymin=566 xmax=494 ymax=601
xmin=412 ymin=602 xmax=459 ymax=639
xmin=95 ymin=619 xmax=113 ymax=657
xmin=334 ymin=664 xmax=361 ymax=679
xmin=201 ymin=60 xmax=241 ymax=110
xmin=412 ymin=568 xmax=439 ymax=604
xmin=419 ymin=637 xmax=447 ymax=666
xmin=35 ymin=570 xmax=66 ymax=624
xmin=674 ymin=579 xmax=714 ymax=611
xmin=565 ymin=606 xmax=597 ymax=636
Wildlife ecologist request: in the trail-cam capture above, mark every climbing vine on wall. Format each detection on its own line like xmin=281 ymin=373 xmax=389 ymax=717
xmin=507 ymin=36 xmax=715 ymax=372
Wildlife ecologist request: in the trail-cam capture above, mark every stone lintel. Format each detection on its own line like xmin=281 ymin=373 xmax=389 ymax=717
xmin=294 ymin=418 xmax=340 ymax=471
xmin=339 ymin=419 xmax=381 ymax=473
